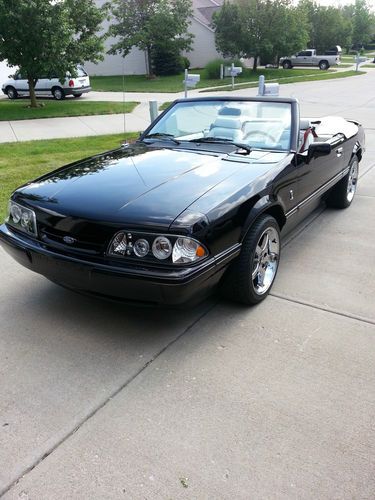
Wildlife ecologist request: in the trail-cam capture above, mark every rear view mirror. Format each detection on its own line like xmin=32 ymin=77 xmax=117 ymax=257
xmin=308 ymin=142 xmax=331 ymax=158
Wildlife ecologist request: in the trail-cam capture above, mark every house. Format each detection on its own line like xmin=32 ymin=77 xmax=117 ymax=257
xmin=84 ymin=0 xmax=225 ymax=76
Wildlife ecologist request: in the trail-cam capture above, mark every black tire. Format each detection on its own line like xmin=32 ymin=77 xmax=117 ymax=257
xmin=319 ymin=60 xmax=329 ymax=70
xmin=282 ymin=60 xmax=292 ymax=69
xmin=73 ymin=93 xmax=83 ymax=98
xmin=326 ymin=157 xmax=359 ymax=209
xmin=220 ymin=214 xmax=281 ymax=305
xmin=6 ymin=86 xmax=18 ymax=99
xmin=52 ymin=87 xmax=65 ymax=100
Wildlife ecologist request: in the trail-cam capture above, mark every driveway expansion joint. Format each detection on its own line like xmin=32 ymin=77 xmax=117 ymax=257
xmin=0 ymin=300 xmax=218 ymax=499
xmin=270 ymin=292 xmax=375 ymax=326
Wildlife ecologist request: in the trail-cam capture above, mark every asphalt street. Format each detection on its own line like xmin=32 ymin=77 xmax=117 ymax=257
xmin=0 ymin=74 xmax=374 ymax=499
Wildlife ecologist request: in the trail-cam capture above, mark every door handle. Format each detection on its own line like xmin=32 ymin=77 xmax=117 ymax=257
xmin=336 ymin=147 xmax=343 ymax=158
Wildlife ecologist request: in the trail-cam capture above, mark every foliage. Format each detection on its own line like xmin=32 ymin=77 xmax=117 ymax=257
xmin=152 ymin=44 xmax=184 ymax=76
xmin=107 ymin=0 xmax=194 ymax=78
xmin=0 ymin=0 xmax=106 ymax=108
xmin=213 ymin=0 xmax=309 ymax=70
xmin=204 ymin=58 xmax=244 ymax=79
xmin=351 ymin=0 xmax=375 ymax=47
xmin=300 ymin=0 xmax=352 ymax=52
xmin=181 ymin=57 xmax=191 ymax=70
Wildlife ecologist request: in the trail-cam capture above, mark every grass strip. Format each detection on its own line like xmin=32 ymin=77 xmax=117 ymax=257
xmin=0 ymin=100 xmax=138 ymax=121
xmin=200 ymin=70 xmax=366 ymax=92
xmin=0 ymin=133 xmax=138 ymax=220
xmin=91 ymin=68 xmax=325 ymax=93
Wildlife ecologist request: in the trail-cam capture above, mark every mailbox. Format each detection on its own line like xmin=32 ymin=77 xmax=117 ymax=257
xmin=224 ymin=66 xmax=242 ymax=77
xmin=263 ymin=83 xmax=279 ymax=96
xmin=183 ymin=73 xmax=200 ymax=88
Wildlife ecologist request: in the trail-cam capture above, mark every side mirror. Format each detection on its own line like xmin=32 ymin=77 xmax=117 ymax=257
xmin=308 ymin=142 xmax=331 ymax=159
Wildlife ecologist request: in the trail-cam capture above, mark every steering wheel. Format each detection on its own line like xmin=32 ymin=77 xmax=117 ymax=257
xmin=243 ymin=130 xmax=277 ymax=143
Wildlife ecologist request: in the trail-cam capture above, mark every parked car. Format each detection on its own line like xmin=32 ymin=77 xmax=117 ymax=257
xmin=0 ymin=96 xmax=365 ymax=306
xmin=1 ymin=67 xmax=91 ymax=100
xmin=280 ymin=49 xmax=340 ymax=70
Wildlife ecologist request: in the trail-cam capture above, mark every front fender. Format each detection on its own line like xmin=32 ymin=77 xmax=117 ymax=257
xmin=240 ymin=196 xmax=286 ymax=241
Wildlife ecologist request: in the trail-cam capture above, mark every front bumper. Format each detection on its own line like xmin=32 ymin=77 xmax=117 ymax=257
xmin=0 ymin=224 xmax=239 ymax=306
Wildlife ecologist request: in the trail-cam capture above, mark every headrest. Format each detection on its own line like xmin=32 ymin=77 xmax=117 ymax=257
xmin=212 ymin=117 xmax=242 ymax=129
xmin=300 ymin=118 xmax=311 ymax=130
xmin=218 ymin=107 xmax=242 ymax=116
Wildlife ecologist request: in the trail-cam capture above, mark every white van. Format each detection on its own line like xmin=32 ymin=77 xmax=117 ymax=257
xmin=1 ymin=67 xmax=91 ymax=100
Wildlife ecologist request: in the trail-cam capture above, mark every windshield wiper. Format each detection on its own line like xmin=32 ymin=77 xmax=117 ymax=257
xmin=190 ymin=137 xmax=251 ymax=155
xmin=143 ymin=133 xmax=180 ymax=145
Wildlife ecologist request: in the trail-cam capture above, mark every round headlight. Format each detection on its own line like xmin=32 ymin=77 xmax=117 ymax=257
xmin=172 ymin=237 xmax=207 ymax=263
xmin=21 ymin=210 xmax=31 ymax=228
xmin=134 ymin=238 xmax=150 ymax=257
xmin=11 ymin=204 xmax=22 ymax=223
xmin=152 ymin=236 xmax=172 ymax=260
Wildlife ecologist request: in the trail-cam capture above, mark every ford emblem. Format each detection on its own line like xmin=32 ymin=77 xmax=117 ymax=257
xmin=63 ymin=236 xmax=77 ymax=245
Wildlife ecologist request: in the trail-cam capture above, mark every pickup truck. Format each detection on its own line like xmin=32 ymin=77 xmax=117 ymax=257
xmin=280 ymin=50 xmax=340 ymax=70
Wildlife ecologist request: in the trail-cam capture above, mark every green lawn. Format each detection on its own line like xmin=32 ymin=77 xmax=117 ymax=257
xmin=91 ymin=68 xmax=326 ymax=93
xmin=0 ymin=133 xmax=138 ymax=220
xmin=0 ymin=100 xmax=139 ymax=121
xmin=201 ymin=69 xmax=365 ymax=92
xmin=361 ymin=64 xmax=375 ymax=68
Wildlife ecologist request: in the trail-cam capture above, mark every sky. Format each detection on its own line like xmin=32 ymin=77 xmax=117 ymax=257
xmin=318 ymin=0 xmax=375 ymax=7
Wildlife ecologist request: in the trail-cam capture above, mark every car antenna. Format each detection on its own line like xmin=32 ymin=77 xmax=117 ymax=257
xmin=121 ymin=58 xmax=128 ymax=147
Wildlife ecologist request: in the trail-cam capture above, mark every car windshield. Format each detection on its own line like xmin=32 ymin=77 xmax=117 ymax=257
xmin=145 ymin=100 xmax=292 ymax=151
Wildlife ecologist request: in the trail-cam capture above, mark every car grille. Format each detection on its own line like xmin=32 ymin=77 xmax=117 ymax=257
xmin=39 ymin=225 xmax=104 ymax=257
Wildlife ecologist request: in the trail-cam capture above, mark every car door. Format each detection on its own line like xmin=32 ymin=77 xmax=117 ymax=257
xmin=296 ymin=134 xmax=346 ymax=206
xmin=295 ymin=51 xmax=311 ymax=66
xmin=14 ymin=73 xmax=29 ymax=95
xmin=35 ymin=76 xmax=51 ymax=97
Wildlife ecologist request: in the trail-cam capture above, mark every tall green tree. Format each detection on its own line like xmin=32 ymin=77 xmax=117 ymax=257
xmin=351 ymin=0 xmax=374 ymax=47
xmin=107 ymin=0 xmax=193 ymax=78
xmin=0 ymin=0 xmax=106 ymax=108
xmin=300 ymin=0 xmax=352 ymax=52
xmin=213 ymin=0 xmax=309 ymax=70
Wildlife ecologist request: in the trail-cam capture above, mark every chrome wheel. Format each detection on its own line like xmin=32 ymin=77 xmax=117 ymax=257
xmin=252 ymin=227 xmax=280 ymax=295
xmin=347 ymin=160 xmax=358 ymax=202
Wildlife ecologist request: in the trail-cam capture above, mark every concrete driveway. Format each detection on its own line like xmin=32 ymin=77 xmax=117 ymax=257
xmin=0 ymin=76 xmax=375 ymax=499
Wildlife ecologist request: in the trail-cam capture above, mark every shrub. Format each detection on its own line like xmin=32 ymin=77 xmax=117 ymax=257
xmin=181 ymin=56 xmax=190 ymax=70
xmin=152 ymin=45 xmax=184 ymax=76
xmin=204 ymin=58 xmax=245 ymax=79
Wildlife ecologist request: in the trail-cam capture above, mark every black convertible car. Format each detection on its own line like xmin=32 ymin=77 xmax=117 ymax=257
xmin=0 ymin=97 xmax=365 ymax=306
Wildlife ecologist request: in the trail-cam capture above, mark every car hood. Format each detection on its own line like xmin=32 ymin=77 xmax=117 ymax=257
xmin=15 ymin=143 xmax=287 ymax=229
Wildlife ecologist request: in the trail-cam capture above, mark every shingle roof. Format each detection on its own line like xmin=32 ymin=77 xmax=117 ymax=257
xmin=192 ymin=0 xmax=224 ymax=27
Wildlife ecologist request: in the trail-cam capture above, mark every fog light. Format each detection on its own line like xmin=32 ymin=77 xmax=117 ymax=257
xmin=152 ymin=236 xmax=172 ymax=260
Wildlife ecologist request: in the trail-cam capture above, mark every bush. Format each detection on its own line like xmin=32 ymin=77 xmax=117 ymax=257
xmin=181 ymin=56 xmax=190 ymax=70
xmin=152 ymin=45 xmax=184 ymax=76
xmin=204 ymin=58 xmax=245 ymax=79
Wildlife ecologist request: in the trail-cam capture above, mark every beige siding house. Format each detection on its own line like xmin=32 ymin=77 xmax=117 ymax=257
xmin=85 ymin=0 xmax=224 ymax=76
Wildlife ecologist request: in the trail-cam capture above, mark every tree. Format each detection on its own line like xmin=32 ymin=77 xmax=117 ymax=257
xmin=351 ymin=0 xmax=375 ymax=47
xmin=0 ymin=0 xmax=106 ymax=108
xmin=213 ymin=0 xmax=309 ymax=70
xmin=107 ymin=0 xmax=194 ymax=78
xmin=300 ymin=0 xmax=352 ymax=52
